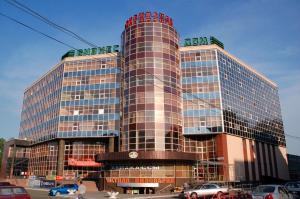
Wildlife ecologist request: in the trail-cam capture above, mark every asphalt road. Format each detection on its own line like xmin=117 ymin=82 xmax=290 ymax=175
xmin=28 ymin=189 xmax=72 ymax=199
xmin=27 ymin=189 xmax=179 ymax=199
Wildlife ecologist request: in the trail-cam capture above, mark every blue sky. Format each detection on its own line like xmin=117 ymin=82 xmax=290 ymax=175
xmin=0 ymin=0 xmax=299 ymax=155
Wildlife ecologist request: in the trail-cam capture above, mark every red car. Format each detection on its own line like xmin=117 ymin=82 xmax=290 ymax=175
xmin=0 ymin=186 xmax=31 ymax=199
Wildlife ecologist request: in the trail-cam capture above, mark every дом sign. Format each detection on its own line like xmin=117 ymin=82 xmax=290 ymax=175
xmin=125 ymin=12 xmax=173 ymax=28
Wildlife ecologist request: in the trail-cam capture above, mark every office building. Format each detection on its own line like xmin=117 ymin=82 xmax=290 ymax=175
xmin=1 ymin=12 xmax=289 ymax=193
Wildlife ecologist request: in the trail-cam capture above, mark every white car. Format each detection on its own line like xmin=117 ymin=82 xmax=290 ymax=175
xmin=183 ymin=183 xmax=229 ymax=198
xmin=252 ymin=185 xmax=294 ymax=199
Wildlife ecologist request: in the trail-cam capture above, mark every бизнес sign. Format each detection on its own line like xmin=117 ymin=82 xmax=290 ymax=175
xmin=61 ymin=45 xmax=119 ymax=60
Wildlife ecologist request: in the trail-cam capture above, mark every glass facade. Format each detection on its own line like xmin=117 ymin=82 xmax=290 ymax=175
xmin=121 ymin=13 xmax=182 ymax=152
xmin=218 ymin=50 xmax=285 ymax=146
xmin=28 ymin=142 xmax=58 ymax=176
xmin=181 ymin=49 xmax=223 ymax=135
xmin=63 ymin=141 xmax=105 ymax=179
xmin=59 ymin=54 xmax=120 ymax=138
xmin=12 ymin=12 xmax=287 ymax=184
xmin=180 ymin=47 xmax=285 ymax=146
xmin=18 ymin=53 xmax=120 ymax=177
xmin=19 ymin=64 xmax=64 ymax=143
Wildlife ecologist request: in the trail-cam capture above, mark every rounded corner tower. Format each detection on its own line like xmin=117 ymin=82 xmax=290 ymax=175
xmin=120 ymin=11 xmax=183 ymax=152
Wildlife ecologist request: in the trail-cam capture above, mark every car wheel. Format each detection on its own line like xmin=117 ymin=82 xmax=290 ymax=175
xmin=56 ymin=191 xmax=61 ymax=196
xmin=191 ymin=192 xmax=198 ymax=199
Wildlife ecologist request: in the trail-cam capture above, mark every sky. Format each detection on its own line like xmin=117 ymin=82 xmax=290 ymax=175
xmin=0 ymin=0 xmax=299 ymax=155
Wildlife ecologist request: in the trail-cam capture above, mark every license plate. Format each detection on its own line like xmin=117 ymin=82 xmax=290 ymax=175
xmin=254 ymin=196 xmax=263 ymax=199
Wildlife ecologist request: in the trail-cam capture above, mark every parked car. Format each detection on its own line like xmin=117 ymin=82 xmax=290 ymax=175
xmin=285 ymin=182 xmax=300 ymax=199
xmin=180 ymin=183 xmax=229 ymax=198
xmin=49 ymin=183 xmax=78 ymax=196
xmin=0 ymin=186 xmax=31 ymax=199
xmin=252 ymin=185 xmax=293 ymax=199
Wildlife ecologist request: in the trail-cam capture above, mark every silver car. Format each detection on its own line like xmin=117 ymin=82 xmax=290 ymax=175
xmin=252 ymin=185 xmax=294 ymax=199
xmin=183 ymin=183 xmax=228 ymax=198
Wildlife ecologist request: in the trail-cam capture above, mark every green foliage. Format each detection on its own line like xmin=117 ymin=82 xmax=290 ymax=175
xmin=0 ymin=138 xmax=5 ymax=169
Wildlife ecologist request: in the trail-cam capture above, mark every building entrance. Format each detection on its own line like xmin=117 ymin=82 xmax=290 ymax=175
xmin=124 ymin=187 xmax=155 ymax=194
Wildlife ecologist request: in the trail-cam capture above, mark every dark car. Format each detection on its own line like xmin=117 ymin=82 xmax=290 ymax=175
xmin=49 ymin=184 xmax=78 ymax=196
xmin=0 ymin=186 xmax=31 ymax=199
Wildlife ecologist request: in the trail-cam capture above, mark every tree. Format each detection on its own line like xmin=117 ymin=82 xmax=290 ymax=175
xmin=0 ymin=138 xmax=5 ymax=169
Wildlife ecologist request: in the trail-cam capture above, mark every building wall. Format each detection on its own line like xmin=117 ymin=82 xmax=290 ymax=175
xmin=59 ymin=54 xmax=120 ymax=138
xmin=217 ymin=49 xmax=285 ymax=146
xmin=226 ymin=134 xmax=245 ymax=181
xmin=287 ymin=154 xmax=300 ymax=180
xmin=121 ymin=12 xmax=182 ymax=152
xmin=180 ymin=48 xmax=223 ymax=135
xmin=275 ymin=146 xmax=289 ymax=180
xmin=224 ymin=134 xmax=289 ymax=182
xmin=19 ymin=64 xmax=64 ymax=143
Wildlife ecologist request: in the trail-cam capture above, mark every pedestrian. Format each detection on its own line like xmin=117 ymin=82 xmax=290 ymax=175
xmin=77 ymin=181 xmax=86 ymax=199
xmin=183 ymin=182 xmax=190 ymax=191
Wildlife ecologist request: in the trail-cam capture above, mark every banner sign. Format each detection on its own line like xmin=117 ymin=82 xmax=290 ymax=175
xmin=125 ymin=12 xmax=173 ymax=29
xmin=106 ymin=178 xmax=175 ymax=184
xmin=40 ymin=180 xmax=56 ymax=188
xmin=56 ymin=175 xmax=63 ymax=181
xmin=68 ymin=158 xmax=102 ymax=167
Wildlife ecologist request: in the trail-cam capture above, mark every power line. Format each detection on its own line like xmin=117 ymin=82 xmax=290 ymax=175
xmin=286 ymin=134 xmax=300 ymax=140
xmin=0 ymin=12 xmax=77 ymax=50
xmin=4 ymin=0 xmax=98 ymax=48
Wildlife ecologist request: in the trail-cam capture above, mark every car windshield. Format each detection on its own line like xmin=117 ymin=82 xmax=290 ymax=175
xmin=13 ymin=187 xmax=27 ymax=194
xmin=254 ymin=186 xmax=275 ymax=193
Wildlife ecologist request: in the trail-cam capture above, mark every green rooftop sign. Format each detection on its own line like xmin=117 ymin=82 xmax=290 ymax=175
xmin=61 ymin=45 xmax=119 ymax=60
xmin=184 ymin=36 xmax=224 ymax=49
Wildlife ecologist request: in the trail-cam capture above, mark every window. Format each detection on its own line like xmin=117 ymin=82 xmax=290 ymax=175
xmin=200 ymin=121 xmax=206 ymax=127
xmin=98 ymin=109 xmax=104 ymax=114
xmin=73 ymin=110 xmax=79 ymax=115
xmin=72 ymin=123 xmax=79 ymax=131
xmin=97 ymin=125 xmax=103 ymax=131
xmin=76 ymin=80 xmax=81 ymax=85
xmin=0 ymin=188 xmax=13 ymax=196
xmin=49 ymin=146 xmax=54 ymax=151
xmin=195 ymin=56 xmax=201 ymax=61
xmin=101 ymin=64 xmax=106 ymax=69
xmin=13 ymin=187 xmax=27 ymax=194
xmin=74 ymin=95 xmax=80 ymax=100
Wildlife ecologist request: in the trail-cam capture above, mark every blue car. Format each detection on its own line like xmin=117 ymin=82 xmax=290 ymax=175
xmin=49 ymin=184 xmax=78 ymax=196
